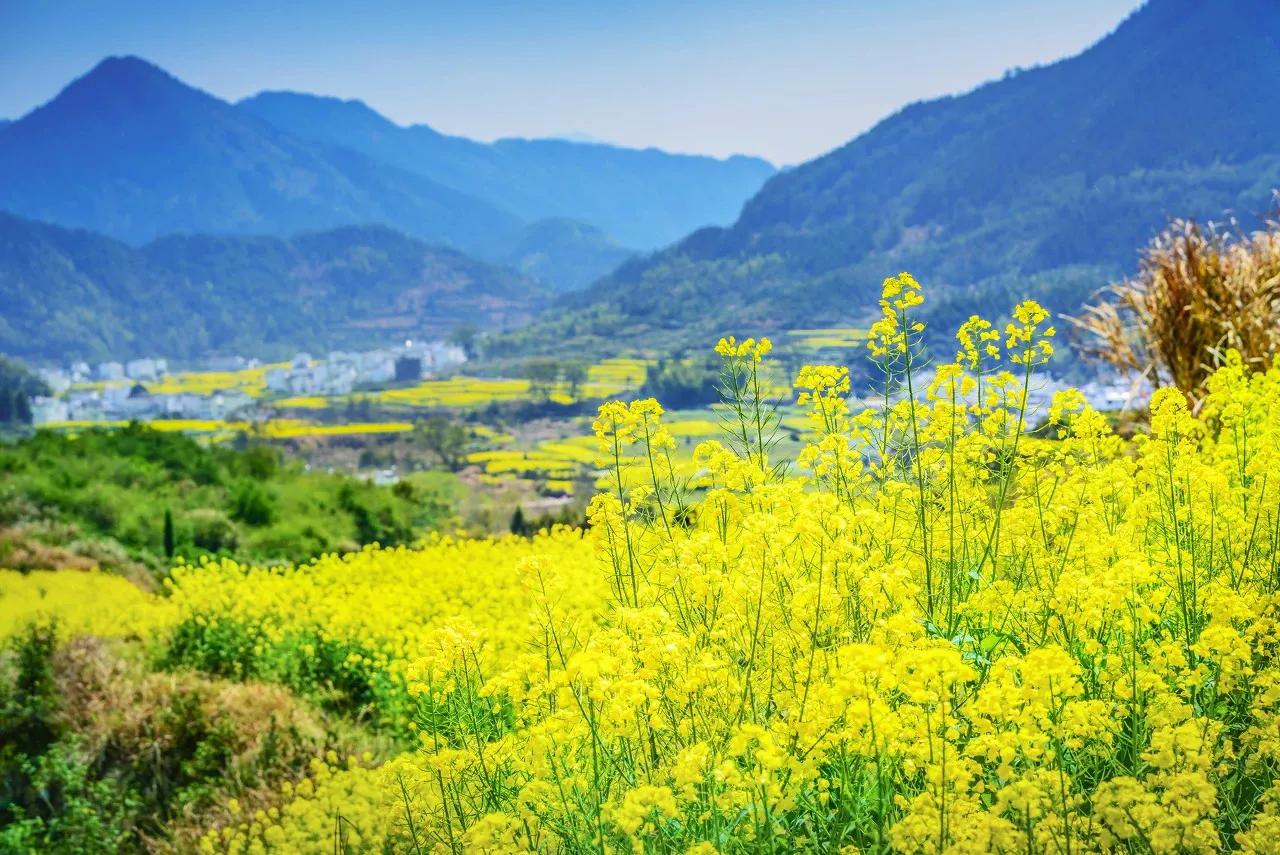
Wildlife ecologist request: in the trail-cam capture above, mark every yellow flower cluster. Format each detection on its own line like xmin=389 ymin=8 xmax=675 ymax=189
xmin=148 ymin=362 xmax=291 ymax=397
xmin=162 ymin=533 xmax=602 ymax=733
xmin=19 ymin=274 xmax=1280 ymax=854
xmin=0 ymin=569 xmax=174 ymax=640
xmin=200 ymin=754 xmax=400 ymax=854
xmin=714 ymin=336 xmax=773 ymax=362
xmin=377 ymin=278 xmax=1280 ymax=854
xmin=868 ymin=272 xmax=925 ymax=358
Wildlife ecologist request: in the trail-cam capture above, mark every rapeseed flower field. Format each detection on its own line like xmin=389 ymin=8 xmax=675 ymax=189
xmin=148 ymin=363 xmax=292 ymax=397
xmin=38 ymin=418 xmax=415 ymax=439
xmin=375 ymin=359 xmax=650 ymax=410
xmin=9 ymin=274 xmax=1280 ymax=853
xmin=786 ymin=327 xmax=869 ymax=350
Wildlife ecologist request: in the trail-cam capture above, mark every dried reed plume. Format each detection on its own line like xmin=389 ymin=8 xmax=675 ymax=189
xmin=1070 ymin=212 xmax=1280 ymax=404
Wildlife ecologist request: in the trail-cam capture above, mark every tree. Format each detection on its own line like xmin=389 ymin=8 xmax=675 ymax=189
xmin=523 ymin=358 xmax=562 ymax=401
xmin=562 ymin=362 xmax=588 ymax=401
xmin=415 ymin=416 xmax=469 ymax=471
xmin=448 ymin=324 xmax=480 ymax=360
xmin=640 ymin=357 xmax=720 ymax=409
xmin=509 ymin=506 xmax=527 ymax=536
xmin=239 ymin=445 xmax=279 ymax=480
xmin=0 ymin=356 xmax=50 ymax=423
xmin=162 ymin=508 xmax=175 ymax=559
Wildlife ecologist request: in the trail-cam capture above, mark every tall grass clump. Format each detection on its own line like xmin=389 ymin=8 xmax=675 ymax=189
xmin=1072 ymin=214 xmax=1280 ymax=403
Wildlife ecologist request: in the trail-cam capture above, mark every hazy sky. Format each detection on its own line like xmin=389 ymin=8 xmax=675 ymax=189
xmin=1 ymin=0 xmax=1142 ymax=164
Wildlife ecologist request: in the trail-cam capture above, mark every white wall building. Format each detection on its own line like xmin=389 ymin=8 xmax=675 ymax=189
xmin=125 ymin=357 xmax=167 ymax=381
xmin=31 ymin=397 xmax=69 ymax=425
xmin=95 ymin=361 xmax=125 ymax=381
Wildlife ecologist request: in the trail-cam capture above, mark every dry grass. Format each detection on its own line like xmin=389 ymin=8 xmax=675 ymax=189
xmin=47 ymin=638 xmax=337 ymax=852
xmin=1071 ymin=213 xmax=1280 ymax=403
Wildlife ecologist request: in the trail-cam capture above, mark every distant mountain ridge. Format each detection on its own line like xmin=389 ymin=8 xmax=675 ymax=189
xmin=0 ymin=212 xmax=545 ymax=364
xmin=236 ymin=91 xmax=775 ymax=250
xmin=0 ymin=56 xmax=773 ymax=295
xmin=534 ymin=0 xmax=1280 ymax=351
xmin=0 ymin=57 xmax=520 ymax=250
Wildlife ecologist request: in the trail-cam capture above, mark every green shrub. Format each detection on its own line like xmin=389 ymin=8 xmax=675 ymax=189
xmin=228 ymin=480 xmax=276 ymax=527
xmin=186 ymin=508 xmax=238 ymax=554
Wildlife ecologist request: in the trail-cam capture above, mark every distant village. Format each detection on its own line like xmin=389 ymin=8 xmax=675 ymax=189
xmin=30 ymin=340 xmax=467 ymax=425
xmin=26 ymin=336 xmax=1153 ymax=428
xmin=848 ymin=372 xmax=1153 ymax=417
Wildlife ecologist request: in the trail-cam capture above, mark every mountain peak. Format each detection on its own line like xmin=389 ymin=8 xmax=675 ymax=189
xmin=67 ymin=55 xmax=188 ymax=100
xmin=87 ymin=54 xmax=169 ymax=79
xmin=12 ymin=54 xmax=220 ymax=134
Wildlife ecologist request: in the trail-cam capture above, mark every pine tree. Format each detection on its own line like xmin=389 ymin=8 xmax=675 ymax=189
xmin=510 ymin=506 xmax=527 ymax=536
xmin=163 ymin=508 xmax=175 ymax=559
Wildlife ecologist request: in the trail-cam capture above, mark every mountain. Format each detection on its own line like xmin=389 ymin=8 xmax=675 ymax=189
xmin=0 ymin=57 xmax=769 ymax=292
xmin=535 ymin=0 xmax=1280 ymax=352
xmin=0 ymin=213 xmax=546 ymax=364
xmin=237 ymin=91 xmax=776 ymax=249
xmin=0 ymin=57 xmax=522 ymax=252
xmin=498 ymin=218 xmax=634 ymax=292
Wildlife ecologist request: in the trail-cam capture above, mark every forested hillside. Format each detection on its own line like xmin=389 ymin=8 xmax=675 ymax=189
xmin=534 ymin=0 xmax=1280 ymax=350
xmin=0 ymin=214 xmax=545 ymax=363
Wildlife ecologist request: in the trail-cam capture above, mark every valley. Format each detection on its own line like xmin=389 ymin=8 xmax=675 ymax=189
xmin=3 ymin=1 xmax=1280 ymax=852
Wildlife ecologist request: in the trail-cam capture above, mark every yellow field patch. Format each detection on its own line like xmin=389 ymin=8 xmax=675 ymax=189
xmin=259 ymin=420 xmax=414 ymax=439
xmin=787 ymin=326 xmax=868 ymax=349
xmin=275 ymin=395 xmax=331 ymax=409
xmin=147 ymin=362 xmax=291 ymax=397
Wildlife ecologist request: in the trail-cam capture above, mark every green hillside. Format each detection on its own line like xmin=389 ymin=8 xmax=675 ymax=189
xmin=531 ymin=0 xmax=1280 ymax=350
xmin=0 ymin=214 xmax=546 ymax=363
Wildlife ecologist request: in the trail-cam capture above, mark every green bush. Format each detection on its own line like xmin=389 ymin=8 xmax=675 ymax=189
xmin=186 ymin=508 xmax=238 ymax=554
xmin=228 ymin=480 xmax=276 ymax=527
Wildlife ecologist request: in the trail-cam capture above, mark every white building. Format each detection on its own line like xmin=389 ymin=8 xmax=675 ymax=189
xmin=212 ymin=390 xmax=252 ymax=418
xmin=117 ymin=394 xmax=163 ymax=420
xmin=265 ymin=367 xmax=291 ymax=394
xmin=38 ymin=369 xmax=72 ymax=395
xmin=102 ymin=384 xmax=132 ymax=408
xmin=1080 ymin=375 xmax=1153 ymax=411
xmin=95 ymin=361 xmax=125 ymax=381
xmin=361 ymin=356 xmax=397 ymax=385
xmin=31 ymin=397 xmax=69 ymax=425
xmin=125 ymin=358 xmax=167 ymax=381
xmin=66 ymin=390 xmax=103 ymax=421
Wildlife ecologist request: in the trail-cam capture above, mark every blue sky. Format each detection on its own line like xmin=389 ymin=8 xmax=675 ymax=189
xmin=1 ymin=0 xmax=1141 ymax=164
